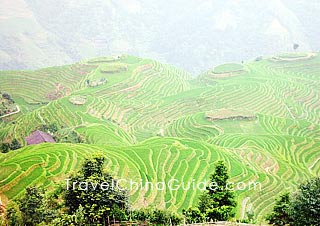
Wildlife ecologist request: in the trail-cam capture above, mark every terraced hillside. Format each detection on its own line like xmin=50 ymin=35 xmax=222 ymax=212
xmin=0 ymin=53 xmax=319 ymax=221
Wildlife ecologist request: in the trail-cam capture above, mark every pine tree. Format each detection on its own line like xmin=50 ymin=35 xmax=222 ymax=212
xmin=198 ymin=160 xmax=236 ymax=221
xmin=64 ymin=153 xmax=129 ymax=225
xmin=266 ymin=193 xmax=292 ymax=226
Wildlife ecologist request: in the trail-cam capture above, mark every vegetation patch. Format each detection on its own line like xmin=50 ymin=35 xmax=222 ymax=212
xmin=86 ymin=78 xmax=107 ymax=87
xmin=87 ymin=56 xmax=121 ymax=64
xmin=47 ymin=83 xmax=71 ymax=101
xmin=0 ymin=92 xmax=17 ymax=117
xmin=69 ymin=96 xmax=87 ymax=105
xmin=205 ymin=109 xmax=256 ymax=121
xmin=100 ymin=63 xmax=128 ymax=74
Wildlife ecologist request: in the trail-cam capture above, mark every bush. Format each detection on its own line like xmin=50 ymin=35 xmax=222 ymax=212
xmin=9 ymin=139 xmax=21 ymax=150
xmin=290 ymin=177 xmax=320 ymax=226
xmin=4 ymin=155 xmax=130 ymax=225
xmin=131 ymin=208 xmax=182 ymax=225
xmin=59 ymin=131 xmax=85 ymax=144
xmin=19 ymin=187 xmax=46 ymax=225
xmin=0 ymin=143 xmax=10 ymax=153
xmin=5 ymin=202 xmax=23 ymax=226
xmin=39 ymin=124 xmax=59 ymax=134
xmin=183 ymin=207 xmax=205 ymax=223
xmin=0 ymin=139 xmax=22 ymax=153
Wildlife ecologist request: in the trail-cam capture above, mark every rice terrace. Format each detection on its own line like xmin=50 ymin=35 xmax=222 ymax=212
xmin=0 ymin=52 xmax=319 ymax=224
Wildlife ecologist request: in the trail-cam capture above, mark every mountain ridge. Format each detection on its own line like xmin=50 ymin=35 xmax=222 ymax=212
xmin=1 ymin=0 xmax=320 ymax=73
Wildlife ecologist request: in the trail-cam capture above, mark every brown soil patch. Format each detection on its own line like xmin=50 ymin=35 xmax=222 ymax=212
xmin=47 ymin=83 xmax=71 ymax=100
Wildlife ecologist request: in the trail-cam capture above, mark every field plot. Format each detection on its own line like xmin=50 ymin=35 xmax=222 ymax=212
xmin=0 ymin=53 xmax=319 ymax=221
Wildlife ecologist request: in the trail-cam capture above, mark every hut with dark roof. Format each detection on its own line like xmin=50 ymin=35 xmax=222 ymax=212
xmin=25 ymin=130 xmax=56 ymax=145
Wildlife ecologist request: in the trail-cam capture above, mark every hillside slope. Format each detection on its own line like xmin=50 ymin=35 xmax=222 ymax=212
xmin=0 ymin=53 xmax=319 ymax=220
xmin=1 ymin=0 xmax=320 ymax=73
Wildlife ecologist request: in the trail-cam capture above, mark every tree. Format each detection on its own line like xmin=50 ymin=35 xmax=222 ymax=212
xmin=3 ymin=155 xmax=130 ymax=225
xmin=266 ymin=193 xmax=292 ymax=226
xmin=9 ymin=139 xmax=21 ymax=150
xmin=0 ymin=139 xmax=22 ymax=152
xmin=198 ymin=161 xmax=236 ymax=221
xmin=183 ymin=207 xmax=205 ymax=224
xmin=19 ymin=186 xmax=46 ymax=226
xmin=60 ymin=131 xmax=84 ymax=143
xmin=0 ymin=142 xmax=10 ymax=153
xmin=266 ymin=177 xmax=320 ymax=226
xmin=290 ymin=177 xmax=320 ymax=226
xmin=64 ymin=154 xmax=129 ymax=225
xmin=5 ymin=202 xmax=23 ymax=226
xmin=293 ymin=43 xmax=299 ymax=51
xmin=5 ymin=187 xmax=58 ymax=225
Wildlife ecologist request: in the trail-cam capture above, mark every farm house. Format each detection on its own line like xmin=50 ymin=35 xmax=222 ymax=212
xmin=25 ymin=130 xmax=56 ymax=145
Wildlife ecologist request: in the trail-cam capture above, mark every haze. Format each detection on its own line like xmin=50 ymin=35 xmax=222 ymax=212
xmin=1 ymin=0 xmax=320 ymax=73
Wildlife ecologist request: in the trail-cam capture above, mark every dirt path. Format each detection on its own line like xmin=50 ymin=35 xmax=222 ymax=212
xmin=241 ymin=197 xmax=250 ymax=219
xmin=309 ymin=157 xmax=320 ymax=172
xmin=0 ymin=105 xmax=20 ymax=118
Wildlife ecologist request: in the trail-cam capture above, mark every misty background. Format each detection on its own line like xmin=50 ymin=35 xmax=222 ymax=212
xmin=1 ymin=0 xmax=319 ymax=74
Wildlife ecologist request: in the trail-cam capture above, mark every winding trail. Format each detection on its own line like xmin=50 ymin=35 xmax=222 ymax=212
xmin=241 ymin=197 xmax=250 ymax=219
xmin=309 ymin=157 xmax=320 ymax=172
xmin=0 ymin=105 xmax=20 ymax=118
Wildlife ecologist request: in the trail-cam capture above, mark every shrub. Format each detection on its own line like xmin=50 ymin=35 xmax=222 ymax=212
xmin=131 ymin=208 xmax=182 ymax=225
xmin=183 ymin=207 xmax=206 ymax=223
xmin=9 ymin=139 xmax=21 ymax=150
xmin=5 ymin=202 xmax=23 ymax=226
xmin=290 ymin=177 xmax=320 ymax=226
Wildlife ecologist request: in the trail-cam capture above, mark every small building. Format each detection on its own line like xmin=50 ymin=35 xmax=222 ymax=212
xmin=25 ymin=130 xmax=56 ymax=145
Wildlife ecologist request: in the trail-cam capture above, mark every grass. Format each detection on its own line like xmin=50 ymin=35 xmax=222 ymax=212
xmin=213 ymin=63 xmax=244 ymax=73
xmin=100 ymin=63 xmax=128 ymax=74
xmin=277 ymin=52 xmax=309 ymax=59
xmin=0 ymin=53 xmax=319 ymax=221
